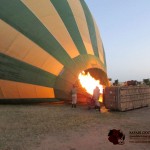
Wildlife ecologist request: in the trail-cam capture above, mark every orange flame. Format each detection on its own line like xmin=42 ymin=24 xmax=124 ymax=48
xmin=78 ymin=71 xmax=103 ymax=102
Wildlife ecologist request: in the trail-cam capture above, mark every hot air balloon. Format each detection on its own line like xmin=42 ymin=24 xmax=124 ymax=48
xmin=0 ymin=0 xmax=109 ymax=103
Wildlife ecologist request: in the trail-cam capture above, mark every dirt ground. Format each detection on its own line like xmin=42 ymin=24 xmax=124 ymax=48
xmin=0 ymin=103 xmax=149 ymax=150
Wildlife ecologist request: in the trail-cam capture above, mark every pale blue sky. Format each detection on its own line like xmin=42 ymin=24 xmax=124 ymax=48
xmin=86 ymin=0 xmax=150 ymax=82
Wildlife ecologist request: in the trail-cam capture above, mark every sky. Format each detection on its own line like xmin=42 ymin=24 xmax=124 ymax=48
xmin=85 ymin=0 xmax=150 ymax=82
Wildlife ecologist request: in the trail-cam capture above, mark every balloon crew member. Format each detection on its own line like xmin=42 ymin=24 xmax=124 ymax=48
xmin=71 ymin=84 xmax=77 ymax=108
xmin=93 ymin=86 xmax=101 ymax=112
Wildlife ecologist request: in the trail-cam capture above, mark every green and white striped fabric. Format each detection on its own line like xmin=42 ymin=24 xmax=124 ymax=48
xmin=0 ymin=0 xmax=108 ymax=102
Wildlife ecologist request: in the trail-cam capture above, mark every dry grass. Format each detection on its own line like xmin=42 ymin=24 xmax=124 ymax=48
xmin=0 ymin=104 xmax=149 ymax=150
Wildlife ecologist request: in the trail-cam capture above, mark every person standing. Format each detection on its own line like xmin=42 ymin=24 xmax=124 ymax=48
xmin=71 ymin=84 xmax=77 ymax=108
xmin=93 ymin=86 xmax=101 ymax=111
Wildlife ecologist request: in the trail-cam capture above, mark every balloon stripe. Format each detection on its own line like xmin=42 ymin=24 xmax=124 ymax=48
xmin=0 ymin=79 xmax=55 ymax=99
xmin=93 ymin=20 xmax=105 ymax=63
xmin=67 ymin=0 xmax=94 ymax=55
xmin=0 ymin=53 xmax=56 ymax=87
xmin=51 ymin=0 xmax=87 ymax=54
xmin=80 ymin=0 xmax=99 ymax=57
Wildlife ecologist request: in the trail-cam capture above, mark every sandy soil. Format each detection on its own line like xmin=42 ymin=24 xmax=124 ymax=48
xmin=0 ymin=103 xmax=149 ymax=150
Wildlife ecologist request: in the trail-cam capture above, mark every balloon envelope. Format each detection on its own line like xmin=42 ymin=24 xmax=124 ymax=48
xmin=0 ymin=0 xmax=108 ymax=103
